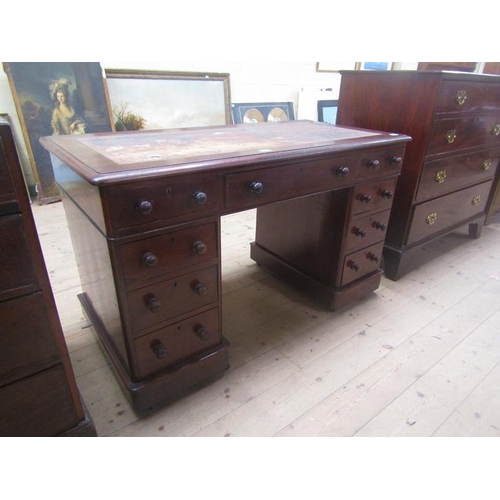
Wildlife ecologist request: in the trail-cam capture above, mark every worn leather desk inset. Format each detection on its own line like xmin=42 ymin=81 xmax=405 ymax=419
xmin=41 ymin=121 xmax=410 ymax=412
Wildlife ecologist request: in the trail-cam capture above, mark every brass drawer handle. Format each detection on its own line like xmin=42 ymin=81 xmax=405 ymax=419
xmin=482 ymin=159 xmax=492 ymax=171
xmin=426 ymin=213 xmax=437 ymax=225
xmin=492 ymin=124 xmax=500 ymax=137
xmin=446 ymin=130 xmax=457 ymax=144
xmin=472 ymin=195 xmax=481 ymax=206
xmin=435 ymin=170 xmax=447 ymax=183
xmin=455 ymin=90 xmax=467 ymax=106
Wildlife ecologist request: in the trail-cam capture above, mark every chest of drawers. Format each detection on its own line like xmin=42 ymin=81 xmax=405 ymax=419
xmin=337 ymin=71 xmax=500 ymax=280
xmin=41 ymin=121 xmax=409 ymax=412
xmin=0 ymin=118 xmax=96 ymax=436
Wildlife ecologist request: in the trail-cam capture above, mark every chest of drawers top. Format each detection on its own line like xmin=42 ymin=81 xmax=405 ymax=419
xmin=39 ymin=120 xmax=409 ymax=185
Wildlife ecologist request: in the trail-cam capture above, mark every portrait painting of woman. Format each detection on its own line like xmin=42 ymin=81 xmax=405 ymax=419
xmin=3 ymin=62 xmax=114 ymax=203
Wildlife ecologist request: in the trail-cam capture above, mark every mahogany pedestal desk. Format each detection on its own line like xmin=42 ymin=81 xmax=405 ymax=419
xmin=41 ymin=121 xmax=410 ymax=412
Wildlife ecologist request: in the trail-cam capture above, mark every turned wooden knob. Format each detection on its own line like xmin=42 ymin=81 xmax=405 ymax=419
xmin=195 ymin=326 xmax=210 ymax=341
xmin=360 ymin=194 xmax=372 ymax=203
xmin=369 ymin=253 xmax=380 ymax=262
xmin=194 ymin=283 xmax=208 ymax=296
xmin=390 ymin=156 xmax=402 ymax=165
xmin=336 ymin=166 xmax=350 ymax=177
xmin=382 ymin=189 xmax=394 ymax=199
xmin=374 ymin=221 xmax=387 ymax=230
xmin=192 ymin=240 xmax=207 ymax=255
xmin=136 ymin=199 xmax=153 ymax=215
xmin=141 ymin=252 xmax=158 ymax=267
xmin=249 ymin=181 xmax=264 ymax=194
xmin=355 ymin=228 xmax=367 ymax=237
xmin=367 ymin=159 xmax=380 ymax=169
xmin=349 ymin=261 xmax=361 ymax=271
xmin=193 ymin=191 xmax=208 ymax=205
xmin=152 ymin=342 xmax=168 ymax=359
xmin=146 ymin=296 xmax=162 ymax=313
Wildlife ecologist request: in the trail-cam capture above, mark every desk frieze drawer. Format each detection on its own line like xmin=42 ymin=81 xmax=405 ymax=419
xmin=345 ymin=209 xmax=391 ymax=252
xmin=341 ymin=241 xmax=384 ymax=286
xmin=435 ymin=81 xmax=500 ymax=115
xmin=102 ymin=174 xmax=223 ymax=237
xmin=351 ymin=178 xmax=397 ymax=216
xmin=119 ymin=222 xmax=218 ymax=287
xmin=225 ymin=156 xmax=361 ymax=210
xmin=416 ymin=148 xmax=500 ymax=202
xmin=427 ymin=116 xmax=500 ymax=157
xmin=407 ymin=181 xmax=493 ymax=245
xmin=133 ymin=307 xmax=220 ymax=379
xmin=127 ymin=265 xmax=219 ymax=332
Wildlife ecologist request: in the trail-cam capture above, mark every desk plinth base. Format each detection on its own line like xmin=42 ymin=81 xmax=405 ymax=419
xmin=250 ymin=242 xmax=383 ymax=311
xmin=78 ymin=293 xmax=230 ymax=413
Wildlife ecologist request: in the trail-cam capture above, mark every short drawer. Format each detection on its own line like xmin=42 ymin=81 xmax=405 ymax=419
xmin=435 ymin=80 xmax=500 ymax=115
xmin=225 ymin=154 xmax=360 ymax=210
xmin=0 ymin=214 xmax=38 ymax=301
xmin=0 ymin=292 xmax=59 ymax=385
xmin=127 ymin=265 xmax=219 ymax=332
xmin=407 ymin=181 xmax=493 ymax=245
xmin=119 ymin=222 xmax=219 ymax=287
xmin=102 ymin=173 xmax=223 ymax=237
xmin=356 ymin=146 xmax=406 ymax=180
xmin=0 ymin=365 xmax=79 ymax=437
xmin=133 ymin=307 xmax=220 ymax=379
xmin=345 ymin=209 xmax=391 ymax=252
xmin=351 ymin=178 xmax=397 ymax=216
xmin=416 ymin=148 xmax=500 ymax=202
xmin=427 ymin=116 xmax=500 ymax=156
xmin=341 ymin=241 xmax=384 ymax=286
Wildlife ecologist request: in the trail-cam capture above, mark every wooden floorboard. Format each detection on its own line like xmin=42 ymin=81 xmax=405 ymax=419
xmin=31 ymin=200 xmax=500 ymax=437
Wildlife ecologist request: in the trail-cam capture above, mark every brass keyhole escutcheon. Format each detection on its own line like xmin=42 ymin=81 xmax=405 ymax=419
xmin=435 ymin=170 xmax=447 ymax=183
xmin=492 ymin=124 xmax=500 ymax=137
xmin=446 ymin=130 xmax=457 ymax=144
xmin=456 ymin=90 xmax=467 ymax=106
xmin=455 ymin=90 xmax=467 ymax=106
xmin=472 ymin=195 xmax=481 ymax=206
xmin=482 ymin=159 xmax=492 ymax=170
xmin=426 ymin=212 xmax=437 ymax=225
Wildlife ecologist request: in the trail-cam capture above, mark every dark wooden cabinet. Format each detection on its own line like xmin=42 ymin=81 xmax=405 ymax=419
xmin=337 ymin=71 xmax=500 ymax=280
xmin=0 ymin=118 xmax=96 ymax=436
xmin=41 ymin=121 xmax=410 ymax=412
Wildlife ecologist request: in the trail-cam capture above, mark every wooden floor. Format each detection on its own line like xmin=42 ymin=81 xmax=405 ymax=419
xmin=31 ymin=201 xmax=500 ymax=437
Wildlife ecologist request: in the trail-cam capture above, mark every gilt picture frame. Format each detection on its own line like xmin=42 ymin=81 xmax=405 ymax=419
xmin=3 ymin=62 xmax=114 ymax=204
xmin=104 ymin=69 xmax=232 ymax=132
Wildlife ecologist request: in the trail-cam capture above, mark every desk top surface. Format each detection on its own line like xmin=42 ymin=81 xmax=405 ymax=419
xmin=40 ymin=120 xmax=410 ymax=185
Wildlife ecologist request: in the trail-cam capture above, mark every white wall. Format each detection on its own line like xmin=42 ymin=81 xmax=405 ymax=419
xmin=1 ymin=61 xmax=415 ymax=190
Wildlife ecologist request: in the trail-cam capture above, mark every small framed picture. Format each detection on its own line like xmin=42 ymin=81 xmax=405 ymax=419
xmin=317 ymin=99 xmax=339 ymax=124
xmin=358 ymin=62 xmax=393 ymax=71
xmin=231 ymin=102 xmax=295 ymax=124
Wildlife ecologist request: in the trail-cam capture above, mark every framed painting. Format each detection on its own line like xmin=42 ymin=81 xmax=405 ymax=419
xmin=358 ymin=62 xmax=394 ymax=71
xmin=104 ymin=69 xmax=232 ymax=131
xmin=231 ymin=102 xmax=295 ymax=124
xmin=3 ymin=62 xmax=114 ymax=204
xmin=316 ymin=62 xmax=359 ymax=72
